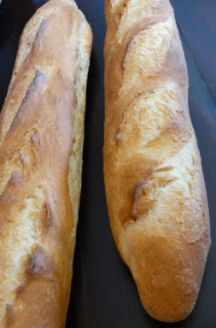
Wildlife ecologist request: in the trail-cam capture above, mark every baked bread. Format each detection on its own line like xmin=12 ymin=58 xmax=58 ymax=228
xmin=104 ymin=0 xmax=210 ymax=322
xmin=0 ymin=0 xmax=92 ymax=326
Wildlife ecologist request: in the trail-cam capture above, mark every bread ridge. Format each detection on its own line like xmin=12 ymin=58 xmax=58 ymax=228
xmin=104 ymin=0 xmax=211 ymax=322
xmin=0 ymin=0 xmax=92 ymax=327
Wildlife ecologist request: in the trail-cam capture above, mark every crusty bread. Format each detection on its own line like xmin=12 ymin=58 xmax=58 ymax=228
xmin=0 ymin=0 xmax=92 ymax=326
xmin=104 ymin=0 xmax=211 ymax=322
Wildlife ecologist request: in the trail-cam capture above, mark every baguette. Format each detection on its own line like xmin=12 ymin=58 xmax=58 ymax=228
xmin=0 ymin=0 xmax=92 ymax=326
xmin=104 ymin=0 xmax=211 ymax=322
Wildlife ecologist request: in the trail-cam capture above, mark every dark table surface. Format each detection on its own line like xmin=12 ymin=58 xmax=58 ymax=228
xmin=0 ymin=1 xmax=215 ymax=327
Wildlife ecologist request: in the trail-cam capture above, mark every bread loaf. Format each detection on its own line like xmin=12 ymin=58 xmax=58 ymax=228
xmin=104 ymin=0 xmax=211 ymax=322
xmin=0 ymin=0 xmax=92 ymax=326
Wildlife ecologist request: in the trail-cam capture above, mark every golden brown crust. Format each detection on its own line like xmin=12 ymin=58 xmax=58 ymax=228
xmin=104 ymin=0 xmax=211 ymax=322
xmin=0 ymin=0 xmax=92 ymax=327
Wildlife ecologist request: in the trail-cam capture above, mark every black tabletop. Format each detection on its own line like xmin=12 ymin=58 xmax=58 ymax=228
xmin=0 ymin=1 xmax=215 ymax=327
